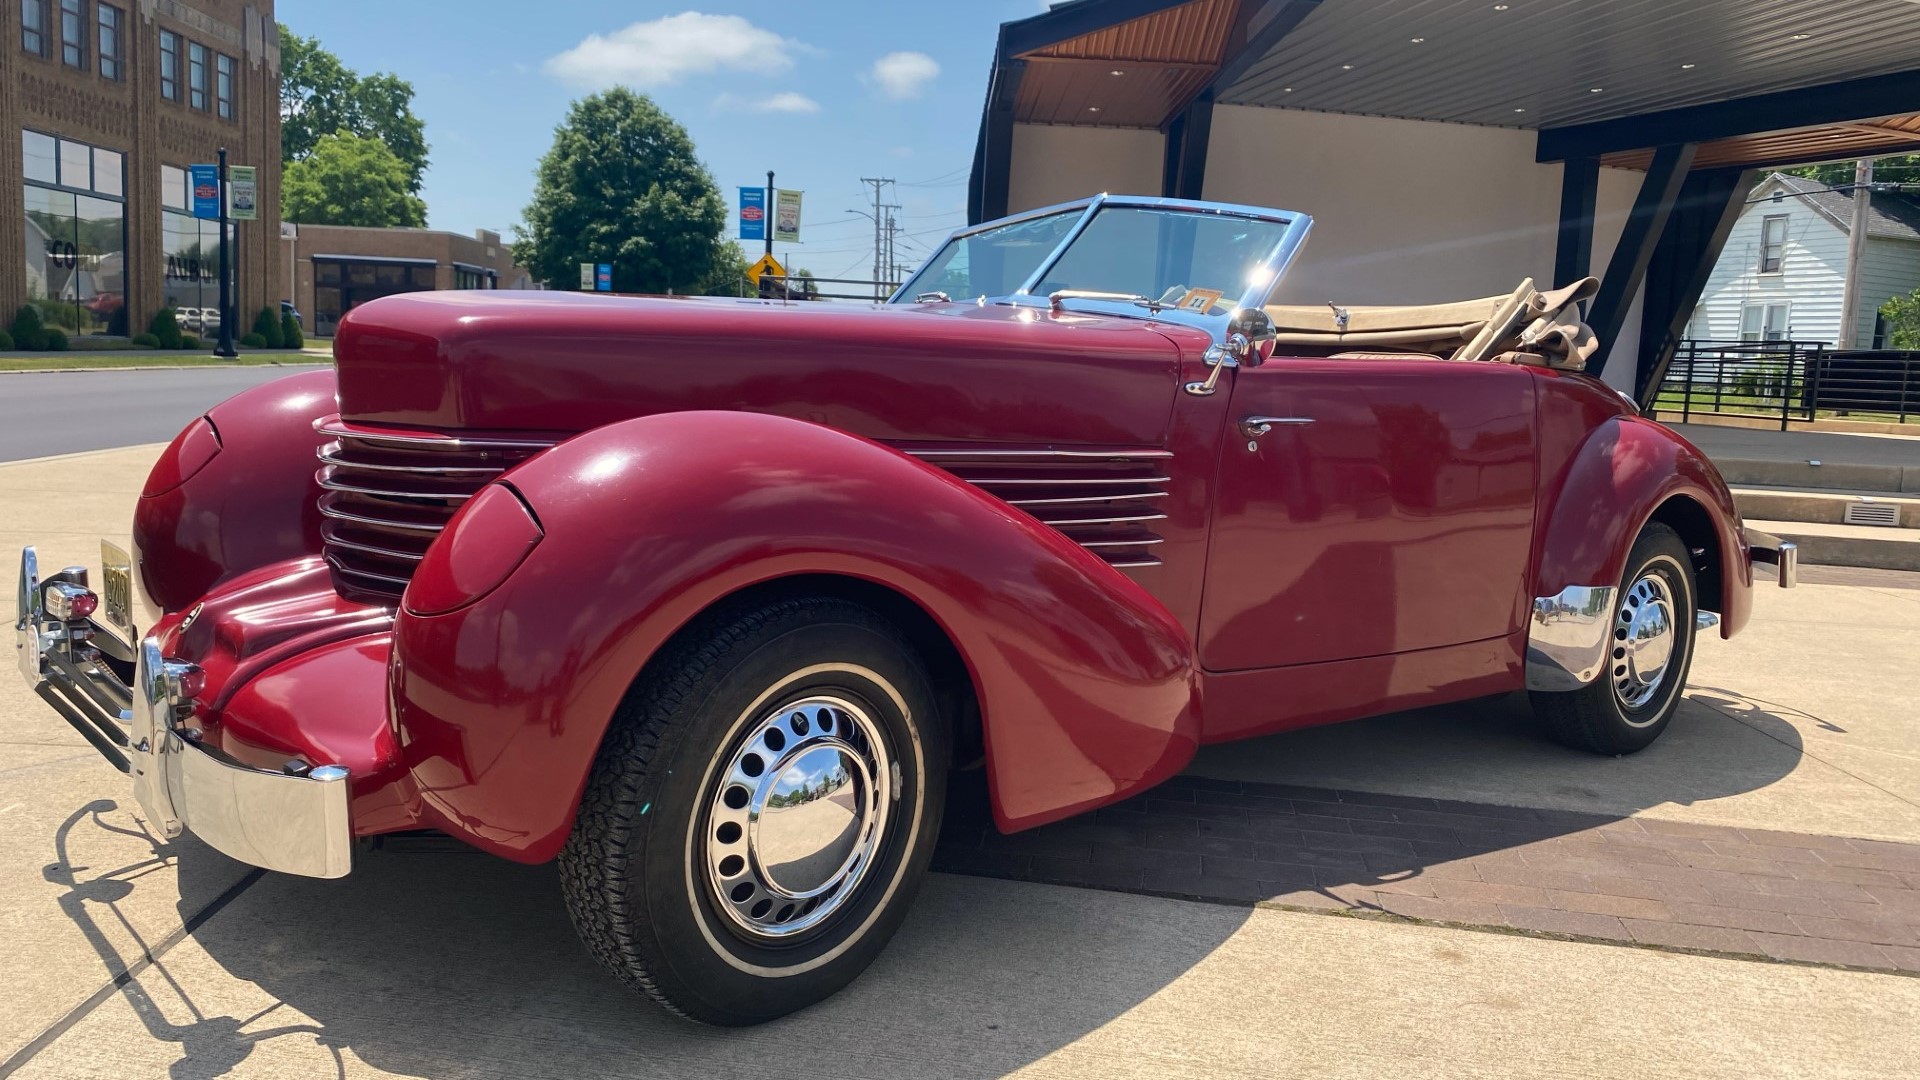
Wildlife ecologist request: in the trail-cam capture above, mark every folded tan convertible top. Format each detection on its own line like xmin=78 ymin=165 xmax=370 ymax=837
xmin=1265 ymin=277 xmax=1602 ymax=370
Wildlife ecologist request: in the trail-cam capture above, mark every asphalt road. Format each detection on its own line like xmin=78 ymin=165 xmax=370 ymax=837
xmin=0 ymin=365 xmax=325 ymax=462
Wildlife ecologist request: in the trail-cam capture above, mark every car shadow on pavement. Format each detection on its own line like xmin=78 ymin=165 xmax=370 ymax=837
xmin=28 ymin=686 xmax=1822 ymax=1077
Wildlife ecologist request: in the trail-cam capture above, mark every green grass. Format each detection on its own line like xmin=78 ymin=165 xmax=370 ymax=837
xmin=0 ymin=347 xmax=331 ymax=373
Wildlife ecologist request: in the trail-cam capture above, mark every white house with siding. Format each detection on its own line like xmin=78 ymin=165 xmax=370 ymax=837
xmin=1687 ymin=172 xmax=1920 ymax=347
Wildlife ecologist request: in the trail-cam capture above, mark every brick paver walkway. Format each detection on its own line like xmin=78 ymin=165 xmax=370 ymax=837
xmin=934 ymin=775 xmax=1920 ymax=974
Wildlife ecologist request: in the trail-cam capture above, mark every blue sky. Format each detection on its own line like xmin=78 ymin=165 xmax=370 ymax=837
xmin=276 ymin=2 xmax=1052 ymax=280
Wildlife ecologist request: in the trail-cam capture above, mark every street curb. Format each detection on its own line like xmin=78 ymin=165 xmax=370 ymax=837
xmin=0 ymin=443 xmax=171 ymax=469
xmin=0 ymin=360 xmax=329 ymax=375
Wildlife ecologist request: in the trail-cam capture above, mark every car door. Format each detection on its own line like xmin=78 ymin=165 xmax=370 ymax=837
xmin=1197 ymin=357 xmax=1538 ymax=672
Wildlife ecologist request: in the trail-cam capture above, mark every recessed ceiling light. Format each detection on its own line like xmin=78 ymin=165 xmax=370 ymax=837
xmin=1282 ymin=86 xmax=1294 ymax=92
xmin=1493 ymin=3 xmax=1509 ymax=9
xmin=1087 ymin=106 xmax=1100 ymax=112
xmin=1110 ymin=69 xmax=1124 ymax=76
xmin=1341 ymin=64 xmax=1354 ymax=70
xmin=1513 ymin=107 xmax=1527 ymax=113
xmin=1410 ymin=37 xmax=1425 ymax=43
xmin=1791 ymin=33 xmax=1810 ymax=40
xmin=1590 ymin=87 xmax=1604 ymax=93
xmin=1681 ymin=63 xmax=1696 ymax=69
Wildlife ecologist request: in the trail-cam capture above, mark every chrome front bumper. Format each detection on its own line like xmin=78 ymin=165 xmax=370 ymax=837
xmin=1745 ymin=527 xmax=1799 ymax=589
xmin=16 ymin=546 xmax=353 ymax=878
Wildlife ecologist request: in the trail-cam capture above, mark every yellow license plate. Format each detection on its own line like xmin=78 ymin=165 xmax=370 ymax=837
xmin=101 ymin=540 xmax=135 ymax=636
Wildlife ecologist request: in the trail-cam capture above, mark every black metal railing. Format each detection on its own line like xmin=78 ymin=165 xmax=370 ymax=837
xmin=737 ymin=274 xmax=903 ymax=302
xmin=1655 ymin=340 xmax=1920 ymax=430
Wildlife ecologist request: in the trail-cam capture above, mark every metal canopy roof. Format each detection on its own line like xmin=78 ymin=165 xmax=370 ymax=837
xmin=1223 ymin=0 xmax=1920 ymax=131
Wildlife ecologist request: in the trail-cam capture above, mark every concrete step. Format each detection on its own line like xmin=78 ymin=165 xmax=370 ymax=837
xmin=1731 ymin=486 xmax=1920 ymax=529
xmin=1743 ymin=517 xmax=1920 ymax=572
xmin=1712 ymin=457 xmax=1920 ymax=493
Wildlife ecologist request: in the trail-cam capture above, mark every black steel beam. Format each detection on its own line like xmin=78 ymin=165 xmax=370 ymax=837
xmin=1213 ymin=0 xmax=1324 ymax=94
xmin=969 ymin=54 xmax=1026 ymax=225
xmin=1162 ymin=91 xmax=1216 ymax=200
xmin=1634 ymin=167 xmax=1759 ymax=407
xmin=1588 ymin=142 xmax=1697 ymax=375
xmin=1003 ymin=0 xmax=1193 ymax=56
xmin=1554 ymin=157 xmax=1599 ymax=288
xmin=1538 ymin=68 xmax=1920 ymax=163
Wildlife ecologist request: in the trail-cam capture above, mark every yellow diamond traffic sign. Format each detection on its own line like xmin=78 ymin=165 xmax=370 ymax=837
xmin=746 ymin=253 xmax=786 ymax=286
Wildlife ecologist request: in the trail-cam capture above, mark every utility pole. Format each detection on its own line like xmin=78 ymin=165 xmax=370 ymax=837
xmin=860 ymin=177 xmax=893 ymax=300
xmin=882 ymin=205 xmax=901 ymax=289
xmin=214 ymin=147 xmax=236 ymax=358
xmin=1839 ymin=158 xmax=1873 ymax=349
xmin=764 ymin=170 xmax=775 ymax=259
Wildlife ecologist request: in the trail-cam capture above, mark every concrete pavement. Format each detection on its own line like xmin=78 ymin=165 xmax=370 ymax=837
xmin=4 ymin=446 xmax=1918 ymax=1079
xmin=0 ymin=367 xmax=325 ymax=462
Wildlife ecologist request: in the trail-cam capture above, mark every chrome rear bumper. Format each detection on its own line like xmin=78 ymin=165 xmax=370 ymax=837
xmin=16 ymin=546 xmax=353 ymax=878
xmin=1744 ymin=528 xmax=1798 ymax=589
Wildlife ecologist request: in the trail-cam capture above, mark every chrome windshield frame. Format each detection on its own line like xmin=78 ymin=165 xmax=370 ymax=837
xmin=887 ymin=194 xmax=1315 ymax=336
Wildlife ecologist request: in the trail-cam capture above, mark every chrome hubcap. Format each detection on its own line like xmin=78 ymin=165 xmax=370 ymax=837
xmin=1612 ymin=571 xmax=1677 ymax=714
xmin=704 ymin=695 xmax=892 ymax=940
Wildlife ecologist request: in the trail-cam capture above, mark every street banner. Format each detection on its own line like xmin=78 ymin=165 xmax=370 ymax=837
xmin=280 ymin=221 xmax=299 ymax=240
xmin=228 ymin=165 xmax=258 ymax=221
xmin=738 ymin=186 xmax=766 ymax=241
xmin=579 ymin=263 xmax=594 ymax=290
xmin=774 ymin=189 xmax=802 ymax=243
xmin=596 ymin=263 xmax=613 ymax=292
xmin=189 ymin=164 xmax=220 ymax=221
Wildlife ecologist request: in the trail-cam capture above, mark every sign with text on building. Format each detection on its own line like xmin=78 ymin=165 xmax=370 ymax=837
xmin=596 ymin=263 xmax=612 ymax=292
xmin=189 ymin=164 xmax=220 ymax=221
xmin=774 ymin=189 xmax=802 ymax=243
xmin=579 ymin=263 xmax=594 ymax=290
xmin=738 ymin=186 xmax=766 ymax=242
xmin=228 ymin=165 xmax=258 ymax=221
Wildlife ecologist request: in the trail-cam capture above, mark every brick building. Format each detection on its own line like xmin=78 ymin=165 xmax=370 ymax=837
xmin=284 ymin=224 xmax=535 ymax=336
xmin=3 ymin=0 xmax=282 ymax=339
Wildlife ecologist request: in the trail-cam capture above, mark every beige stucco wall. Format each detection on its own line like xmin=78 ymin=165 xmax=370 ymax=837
xmin=1000 ymin=107 xmax=1651 ymax=389
xmin=1006 ymin=124 xmax=1165 ymax=211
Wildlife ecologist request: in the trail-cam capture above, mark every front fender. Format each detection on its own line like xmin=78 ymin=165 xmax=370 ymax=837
xmin=391 ymin=411 xmax=1199 ymax=861
xmin=132 ymin=368 xmax=336 ymax=618
xmin=1533 ymin=416 xmax=1752 ymax=636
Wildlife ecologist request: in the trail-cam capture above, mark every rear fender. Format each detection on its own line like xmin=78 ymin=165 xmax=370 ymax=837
xmin=390 ymin=411 xmax=1199 ymax=861
xmin=1533 ymin=416 xmax=1752 ymax=637
xmin=132 ymin=369 xmax=336 ymax=619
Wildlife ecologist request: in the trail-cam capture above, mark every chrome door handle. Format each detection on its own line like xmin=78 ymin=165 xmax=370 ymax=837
xmin=1240 ymin=415 xmax=1313 ymax=439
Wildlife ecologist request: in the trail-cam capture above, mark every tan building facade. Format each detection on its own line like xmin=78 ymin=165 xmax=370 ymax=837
xmin=285 ymin=224 xmax=534 ymax=336
xmin=3 ymin=0 xmax=282 ymax=339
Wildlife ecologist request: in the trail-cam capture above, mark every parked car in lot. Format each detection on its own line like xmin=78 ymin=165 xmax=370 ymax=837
xmin=16 ymin=195 xmax=1793 ymax=1025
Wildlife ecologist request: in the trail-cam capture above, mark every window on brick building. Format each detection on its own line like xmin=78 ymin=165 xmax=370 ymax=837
xmin=160 ymin=30 xmax=179 ymax=100
xmin=59 ymin=0 xmax=83 ymax=67
xmin=189 ymin=41 xmax=208 ymax=110
xmin=23 ymin=0 xmax=49 ymax=56
xmin=216 ymin=53 xmax=234 ymax=119
xmin=97 ymin=3 xmax=120 ymax=80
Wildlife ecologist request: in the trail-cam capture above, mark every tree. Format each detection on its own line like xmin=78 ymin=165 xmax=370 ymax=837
xmin=1882 ymin=289 xmax=1920 ymax=350
xmin=279 ymin=25 xmax=430 ymax=194
xmin=283 ymin=133 xmax=427 ymax=227
xmin=1785 ymin=155 xmax=1920 ymax=189
xmin=515 ymin=89 xmax=734 ymax=295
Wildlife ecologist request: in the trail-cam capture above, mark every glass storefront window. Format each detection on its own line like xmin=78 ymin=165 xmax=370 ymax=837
xmin=160 ymin=165 xmax=187 ymax=210
xmin=23 ymin=131 xmax=57 ymax=185
xmin=58 ymin=139 xmax=90 ymax=189
xmin=24 ymin=185 xmax=123 ymax=336
xmin=312 ymin=260 xmax=438 ymax=336
xmin=92 ymin=148 xmax=122 ymax=197
xmin=162 ymin=209 xmax=226 ymax=316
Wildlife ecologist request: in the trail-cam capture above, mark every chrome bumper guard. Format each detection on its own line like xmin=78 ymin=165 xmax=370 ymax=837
xmin=16 ymin=546 xmax=353 ymax=878
xmin=1744 ymin=528 xmax=1799 ymax=589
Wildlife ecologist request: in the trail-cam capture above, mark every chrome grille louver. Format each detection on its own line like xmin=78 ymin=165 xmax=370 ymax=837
xmin=904 ymin=448 xmax=1171 ymax=568
xmin=313 ymin=420 xmax=556 ymax=599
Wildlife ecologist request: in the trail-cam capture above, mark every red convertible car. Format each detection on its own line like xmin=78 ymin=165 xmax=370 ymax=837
xmin=17 ymin=196 xmax=1793 ymax=1024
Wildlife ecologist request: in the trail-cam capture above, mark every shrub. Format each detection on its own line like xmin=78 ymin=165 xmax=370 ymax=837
xmin=9 ymin=305 xmax=49 ymax=351
xmin=131 ymin=332 xmax=160 ymax=348
xmin=44 ymin=329 xmax=68 ymax=351
xmin=240 ymin=332 xmax=268 ymax=348
xmin=252 ymin=307 xmax=285 ymax=349
xmin=0 ymin=330 xmax=13 ymax=350
xmin=282 ymin=313 xmax=304 ymax=350
xmin=150 ymin=308 xmax=184 ymax=350
xmin=107 ymin=305 xmax=129 ymax=337
xmin=181 ymin=335 xmax=202 ymax=349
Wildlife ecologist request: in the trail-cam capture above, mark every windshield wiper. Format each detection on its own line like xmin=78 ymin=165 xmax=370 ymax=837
xmin=1046 ymin=289 xmax=1163 ymax=313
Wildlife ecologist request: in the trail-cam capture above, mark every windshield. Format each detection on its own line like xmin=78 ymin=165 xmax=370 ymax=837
xmin=896 ymin=204 xmax=1298 ymax=315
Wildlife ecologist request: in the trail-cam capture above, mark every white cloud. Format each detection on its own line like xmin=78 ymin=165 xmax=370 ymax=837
xmin=715 ymin=90 xmax=820 ymax=115
xmin=870 ymin=51 xmax=939 ymax=100
xmin=545 ymin=13 xmax=801 ymax=89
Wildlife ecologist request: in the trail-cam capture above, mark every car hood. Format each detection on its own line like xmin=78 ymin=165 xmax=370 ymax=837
xmin=329 ymin=291 xmax=1209 ymax=447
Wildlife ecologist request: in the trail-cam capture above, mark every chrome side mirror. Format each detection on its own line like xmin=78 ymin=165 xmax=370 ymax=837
xmin=1185 ymin=308 xmax=1278 ymax=397
xmin=1228 ymin=308 xmax=1275 ymax=369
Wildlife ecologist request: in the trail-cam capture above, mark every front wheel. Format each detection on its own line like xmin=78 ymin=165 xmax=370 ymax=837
xmin=560 ymin=594 xmax=950 ymax=1025
xmin=1531 ymin=522 xmax=1698 ymax=755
